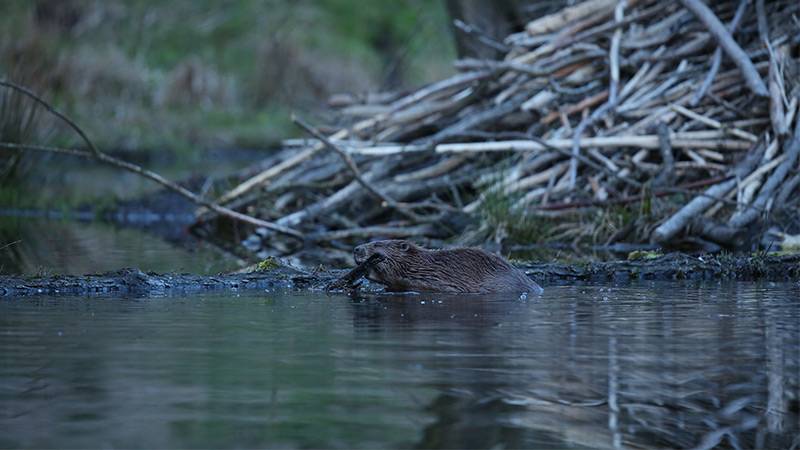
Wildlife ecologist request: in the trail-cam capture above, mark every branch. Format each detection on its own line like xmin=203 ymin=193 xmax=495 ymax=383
xmin=568 ymin=0 xmax=625 ymax=188
xmin=678 ymin=0 xmax=768 ymax=97
xmin=729 ymin=118 xmax=800 ymax=229
xmin=0 ymin=142 xmax=305 ymax=239
xmin=0 ymin=79 xmax=101 ymax=156
xmin=292 ymin=115 xmax=422 ymax=222
xmin=652 ymin=143 xmax=765 ymax=244
xmin=690 ymin=0 xmax=749 ymax=106
xmin=0 ymin=80 xmax=305 ymax=240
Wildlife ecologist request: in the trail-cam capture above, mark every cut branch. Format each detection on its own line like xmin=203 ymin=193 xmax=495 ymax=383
xmin=678 ymin=0 xmax=769 ymax=97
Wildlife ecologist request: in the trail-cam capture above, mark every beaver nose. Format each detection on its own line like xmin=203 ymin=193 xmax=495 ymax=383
xmin=354 ymin=246 xmax=367 ymax=263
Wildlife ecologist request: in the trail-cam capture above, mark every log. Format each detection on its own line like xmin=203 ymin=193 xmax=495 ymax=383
xmin=651 ymin=144 xmax=764 ymax=244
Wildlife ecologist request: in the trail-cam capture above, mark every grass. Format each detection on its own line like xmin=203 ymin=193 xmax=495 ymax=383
xmin=478 ymin=167 xmax=648 ymax=247
xmin=479 ymin=177 xmax=557 ymax=245
xmin=0 ymin=81 xmax=42 ymax=183
xmin=0 ymin=0 xmax=455 ymax=155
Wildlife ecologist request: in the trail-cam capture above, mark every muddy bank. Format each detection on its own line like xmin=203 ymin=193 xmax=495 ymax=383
xmin=1 ymin=253 xmax=798 ymax=298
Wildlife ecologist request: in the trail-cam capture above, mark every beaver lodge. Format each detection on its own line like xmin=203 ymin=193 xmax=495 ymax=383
xmin=4 ymin=0 xmax=800 ymax=265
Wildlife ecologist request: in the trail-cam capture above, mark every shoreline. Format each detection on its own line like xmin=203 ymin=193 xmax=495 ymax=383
xmin=1 ymin=253 xmax=798 ymax=298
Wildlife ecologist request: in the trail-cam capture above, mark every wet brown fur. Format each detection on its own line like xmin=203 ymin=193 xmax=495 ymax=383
xmin=354 ymin=240 xmax=543 ymax=294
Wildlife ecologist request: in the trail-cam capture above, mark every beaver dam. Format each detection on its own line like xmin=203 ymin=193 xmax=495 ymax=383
xmin=173 ymin=0 xmax=800 ymax=265
xmin=2 ymin=0 xmax=800 ymax=267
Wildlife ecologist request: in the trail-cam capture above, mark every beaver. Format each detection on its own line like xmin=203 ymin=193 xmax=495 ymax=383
xmin=353 ymin=240 xmax=543 ymax=294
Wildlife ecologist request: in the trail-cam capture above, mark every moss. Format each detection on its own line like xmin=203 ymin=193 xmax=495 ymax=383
xmin=627 ymin=250 xmax=663 ymax=261
xmin=255 ymin=257 xmax=281 ymax=272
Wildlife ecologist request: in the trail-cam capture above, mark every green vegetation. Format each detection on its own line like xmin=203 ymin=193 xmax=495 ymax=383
xmin=0 ymin=84 xmax=40 ymax=184
xmin=0 ymin=0 xmax=455 ymax=153
xmin=627 ymin=250 xmax=663 ymax=261
xmin=481 ymin=189 xmax=556 ymax=244
xmin=255 ymin=256 xmax=281 ymax=272
xmin=480 ymin=180 xmax=644 ymax=247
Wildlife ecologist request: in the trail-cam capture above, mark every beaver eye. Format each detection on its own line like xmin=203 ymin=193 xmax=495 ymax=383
xmin=399 ymin=242 xmax=410 ymax=252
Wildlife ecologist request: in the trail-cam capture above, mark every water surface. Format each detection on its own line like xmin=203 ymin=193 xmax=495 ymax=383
xmin=1 ymin=282 xmax=798 ymax=448
xmin=0 ymin=218 xmax=240 ymax=276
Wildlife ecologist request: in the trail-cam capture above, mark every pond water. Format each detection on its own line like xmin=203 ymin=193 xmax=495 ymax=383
xmin=0 ymin=217 xmax=241 ymax=276
xmin=1 ymin=283 xmax=798 ymax=449
xmin=1 ymin=148 xmax=264 ymax=276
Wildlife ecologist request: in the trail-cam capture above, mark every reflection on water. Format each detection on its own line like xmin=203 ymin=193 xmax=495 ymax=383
xmin=1 ymin=283 xmax=798 ymax=449
xmin=0 ymin=217 xmax=240 ymax=275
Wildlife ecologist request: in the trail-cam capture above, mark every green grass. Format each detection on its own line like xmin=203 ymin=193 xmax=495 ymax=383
xmin=479 ymin=183 xmax=556 ymax=245
xmin=0 ymin=0 xmax=455 ymax=155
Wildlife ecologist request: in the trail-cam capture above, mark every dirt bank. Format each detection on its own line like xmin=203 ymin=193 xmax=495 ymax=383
xmin=1 ymin=253 xmax=798 ymax=298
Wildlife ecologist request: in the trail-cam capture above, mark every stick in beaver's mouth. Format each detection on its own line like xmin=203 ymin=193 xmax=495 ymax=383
xmin=325 ymin=254 xmax=384 ymax=292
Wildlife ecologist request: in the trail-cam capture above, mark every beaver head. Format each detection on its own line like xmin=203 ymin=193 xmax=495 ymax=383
xmin=353 ymin=240 xmax=426 ymax=291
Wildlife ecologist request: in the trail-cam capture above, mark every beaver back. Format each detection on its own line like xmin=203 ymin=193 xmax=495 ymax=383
xmin=354 ymin=240 xmax=542 ymax=294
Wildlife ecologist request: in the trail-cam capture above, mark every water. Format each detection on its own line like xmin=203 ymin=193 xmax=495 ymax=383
xmin=0 ymin=218 xmax=241 ymax=276
xmin=1 ymin=148 xmax=265 ymax=276
xmin=1 ymin=283 xmax=799 ymax=449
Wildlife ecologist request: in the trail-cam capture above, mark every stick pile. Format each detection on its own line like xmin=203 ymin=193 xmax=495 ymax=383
xmin=200 ymin=0 xmax=800 ymax=259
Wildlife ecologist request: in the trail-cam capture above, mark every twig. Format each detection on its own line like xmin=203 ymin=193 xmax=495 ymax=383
xmin=325 ymin=253 xmax=384 ymax=292
xmin=0 ymin=80 xmax=101 ymax=156
xmin=729 ymin=118 xmax=800 ymax=229
xmin=421 ymin=94 xmax=528 ymax=146
xmin=0 ymin=142 xmax=305 ymax=239
xmin=293 ymin=115 xmax=408 ymax=214
xmin=670 ymin=104 xmax=758 ymax=141
xmin=537 ymin=176 xmax=730 ymax=211
xmin=568 ymin=0 xmax=625 ymax=188
xmin=524 ymin=135 xmax=643 ymax=190
xmin=541 ymin=89 xmax=609 ymax=125
xmin=555 ymin=2 xmax=668 ymax=51
xmin=525 ymin=0 xmax=617 ymax=35
xmin=212 ymin=128 xmax=345 ymax=207
xmin=678 ymin=0 xmax=769 ymax=97
xmin=311 ymin=224 xmax=436 ymax=243
xmin=690 ymin=0 xmax=749 ymax=106
xmin=767 ymin=44 xmax=788 ymax=136
xmin=434 ymin=135 xmax=752 ymax=153
xmin=652 ymin=143 xmax=764 ymax=243
xmin=0 ymin=240 xmax=21 ymax=251
xmin=1 ymin=81 xmax=308 ymax=240
xmin=755 ymin=0 xmax=769 ymax=46
xmin=453 ymin=19 xmax=510 ymax=54
xmin=389 ymin=70 xmax=492 ymax=112
xmin=653 ymin=122 xmax=674 ymax=186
